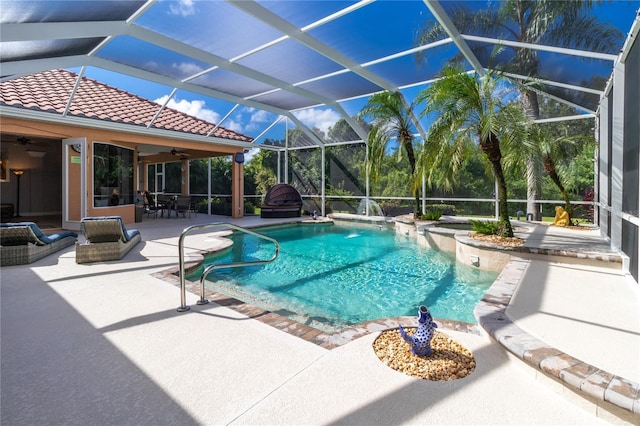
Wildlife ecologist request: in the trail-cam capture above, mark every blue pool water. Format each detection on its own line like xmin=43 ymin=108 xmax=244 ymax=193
xmin=188 ymin=223 xmax=497 ymax=331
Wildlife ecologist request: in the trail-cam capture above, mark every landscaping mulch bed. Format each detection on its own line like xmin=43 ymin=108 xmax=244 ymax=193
xmin=468 ymin=232 xmax=525 ymax=247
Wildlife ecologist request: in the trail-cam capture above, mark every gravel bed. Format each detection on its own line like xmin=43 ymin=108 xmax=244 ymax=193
xmin=372 ymin=328 xmax=476 ymax=381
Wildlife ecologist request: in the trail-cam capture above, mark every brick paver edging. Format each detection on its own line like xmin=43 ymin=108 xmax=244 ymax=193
xmin=474 ymin=258 xmax=640 ymax=422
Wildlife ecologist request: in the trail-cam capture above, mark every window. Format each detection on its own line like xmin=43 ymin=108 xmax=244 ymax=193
xmin=147 ymin=163 xmax=160 ymax=193
xmin=93 ymin=143 xmax=134 ymax=207
xmin=164 ymin=162 xmax=182 ymax=193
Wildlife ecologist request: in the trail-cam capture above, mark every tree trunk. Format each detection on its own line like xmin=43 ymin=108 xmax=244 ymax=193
xmin=480 ymin=133 xmax=514 ymax=237
xmin=491 ymin=160 xmax=514 ymax=237
xmin=544 ymin=155 xmax=573 ymax=222
xmin=522 ymin=90 xmax=543 ymax=221
xmin=401 ymin=132 xmax=421 ymax=217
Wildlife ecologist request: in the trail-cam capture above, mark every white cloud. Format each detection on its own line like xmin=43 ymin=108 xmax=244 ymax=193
xmin=250 ymin=109 xmax=270 ymax=124
xmin=243 ymin=148 xmax=260 ymax=163
xmin=293 ymin=108 xmax=341 ymax=137
xmin=154 ymin=95 xmax=220 ymax=124
xmin=168 ymin=0 xmax=196 ymax=16
xmin=242 ymin=109 xmax=271 ymax=132
xmin=172 ymin=62 xmax=204 ymax=76
xmin=225 ymin=119 xmax=244 ymax=133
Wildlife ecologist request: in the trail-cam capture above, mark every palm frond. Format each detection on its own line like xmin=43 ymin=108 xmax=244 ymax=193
xmin=366 ymin=125 xmax=389 ymax=186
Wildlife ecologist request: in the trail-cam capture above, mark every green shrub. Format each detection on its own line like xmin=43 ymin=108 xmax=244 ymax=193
xmin=208 ymin=197 xmax=231 ymax=215
xmin=425 ymin=204 xmax=456 ymax=215
xmin=420 ymin=208 xmax=443 ymax=221
xmin=470 ymin=219 xmax=499 ymax=235
xmin=244 ymin=200 xmax=257 ymax=215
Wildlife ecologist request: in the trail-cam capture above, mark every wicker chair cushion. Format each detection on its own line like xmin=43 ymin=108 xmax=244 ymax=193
xmin=81 ymin=216 xmax=140 ymax=243
xmin=0 ymin=222 xmax=77 ymax=246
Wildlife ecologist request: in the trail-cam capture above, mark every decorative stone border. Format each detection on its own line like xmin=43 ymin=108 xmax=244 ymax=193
xmin=475 ymin=258 xmax=640 ymax=423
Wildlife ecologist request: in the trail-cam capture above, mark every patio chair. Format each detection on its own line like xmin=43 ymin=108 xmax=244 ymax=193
xmin=189 ymin=200 xmax=198 ymax=217
xmin=142 ymin=191 xmax=159 ymax=219
xmin=0 ymin=222 xmax=78 ymax=266
xmin=75 ymin=216 xmax=141 ymax=264
xmin=156 ymin=194 xmax=173 ymax=217
xmin=175 ymin=195 xmax=192 ymax=218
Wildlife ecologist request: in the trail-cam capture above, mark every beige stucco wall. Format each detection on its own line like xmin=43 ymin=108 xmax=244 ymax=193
xmin=1 ymin=117 xmax=246 ymax=225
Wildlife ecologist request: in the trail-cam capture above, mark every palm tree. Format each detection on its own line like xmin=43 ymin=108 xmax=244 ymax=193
xmin=535 ymin=126 xmax=593 ymax=224
xmin=417 ymin=66 xmax=530 ymax=238
xmin=358 ymin=91 xmax=421 ymax=216
xmin=416 ymin=0 xmax=622 ymax=220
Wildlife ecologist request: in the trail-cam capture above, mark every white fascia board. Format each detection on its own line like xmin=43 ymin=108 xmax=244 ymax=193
xmin=0 ymin=106 xmax=255 ymax=149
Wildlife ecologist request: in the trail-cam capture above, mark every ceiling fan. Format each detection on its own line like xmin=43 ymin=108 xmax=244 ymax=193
xmin=15 ymin=136 xmax=48 ymax=147
xmin=170 ymin=148 xmax=191 ymax=160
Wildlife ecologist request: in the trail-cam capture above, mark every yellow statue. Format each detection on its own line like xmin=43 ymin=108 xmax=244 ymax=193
xmin=553 ymin=206 xmax=570 ymax=227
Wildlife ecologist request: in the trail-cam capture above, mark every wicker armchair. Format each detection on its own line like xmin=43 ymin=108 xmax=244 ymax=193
xmin=0 ymin=222 xmax=77 ymax=266
xmin=75 ymin=216 xmax=141 ymax=264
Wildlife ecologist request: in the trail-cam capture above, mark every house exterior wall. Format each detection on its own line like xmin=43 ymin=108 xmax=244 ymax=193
xmin=1 ymin=116 xmax=245 ymax=226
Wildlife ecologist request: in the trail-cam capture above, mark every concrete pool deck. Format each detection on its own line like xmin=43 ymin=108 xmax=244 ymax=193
xmin=1 ymin=214 xmax=638 ymax=425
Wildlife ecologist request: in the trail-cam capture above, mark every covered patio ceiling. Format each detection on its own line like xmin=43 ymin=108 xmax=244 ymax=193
xmin=1 ymin=0 xmax=638 ymax=149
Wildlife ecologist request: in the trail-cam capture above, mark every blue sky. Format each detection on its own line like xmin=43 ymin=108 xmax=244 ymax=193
xmin=72 ymin=0 xmax=639 ymax=145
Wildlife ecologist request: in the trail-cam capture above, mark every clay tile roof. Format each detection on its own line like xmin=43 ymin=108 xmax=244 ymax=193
xmin=0 ymin=69 xmax=253 ymax=143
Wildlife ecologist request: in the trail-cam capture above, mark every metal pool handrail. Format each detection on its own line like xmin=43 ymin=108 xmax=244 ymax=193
xmin=177 ymin=222 xmax=280 ymax=312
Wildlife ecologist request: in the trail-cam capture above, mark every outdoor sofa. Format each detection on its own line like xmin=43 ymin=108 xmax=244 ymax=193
xmin=0 ymin=222 xmax=78 ymax=266
xmin=260 ymin=183 xmax=303 ymax=218
xmin=76 ymin=216 xmax=141 ymax=264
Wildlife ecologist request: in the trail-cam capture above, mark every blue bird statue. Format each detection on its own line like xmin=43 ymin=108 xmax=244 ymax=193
xmin=399 ymin=305 xmax=438 ymax=356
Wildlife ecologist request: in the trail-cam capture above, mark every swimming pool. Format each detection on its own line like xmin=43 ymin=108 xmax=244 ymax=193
xmin=187 ymin=223 xmax=497 ymax=332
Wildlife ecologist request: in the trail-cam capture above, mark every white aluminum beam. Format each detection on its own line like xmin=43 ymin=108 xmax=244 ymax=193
xmin=462 ymin=34 xmax=618 ymax=61
xmin=207 ymin=104 xmax=240 ymax=137
xmin=422 ymin=0 xmax=485 ymax=75
xmin=227 ymin=0 xmax=399 ymax=93
xmin=534 ymin=114 xmax=595 ymax=124
xmin=129 ymin=25 xmax=359 ymax=116
xmin=502 ymin=71 xmax=603 ymax=95
xmin=0 ymin=21 xmax=128 ymax=42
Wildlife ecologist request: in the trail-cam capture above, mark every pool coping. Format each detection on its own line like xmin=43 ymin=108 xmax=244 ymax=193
xmin=420 ymin=221 xmax=638 ymax=421
xmin=474 ymin=257 xmax=639 ymax=423
xmin=158 ymin=218 xmax=639 ymax=423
